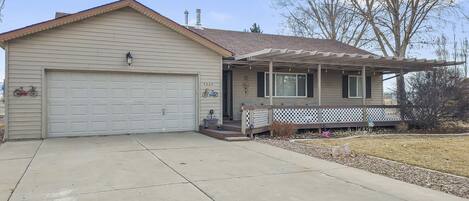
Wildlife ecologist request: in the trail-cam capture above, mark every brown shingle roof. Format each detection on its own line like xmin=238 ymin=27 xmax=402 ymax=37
xmin=190 ymin=27 xmax=373 ymax=56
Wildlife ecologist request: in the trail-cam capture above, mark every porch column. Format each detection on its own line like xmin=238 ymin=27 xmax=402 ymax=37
xmin=317 ymin=64 xmax=323 ymax=131
xmin=269 ymin=60 xmax=273 ymax=105
xmin=362 ymin=66 xmax=367 ymax=123
xmin=362 ymin=66 xmax=366 ymax=106
xmin=317 ymin=64 xmax=322 ymax=106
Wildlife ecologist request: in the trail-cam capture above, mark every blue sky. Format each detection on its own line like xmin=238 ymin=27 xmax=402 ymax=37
xmin=0 ymin=0 xmax=467 ymax=91
xmin=0 ymin=0 xmax=285 ymax=80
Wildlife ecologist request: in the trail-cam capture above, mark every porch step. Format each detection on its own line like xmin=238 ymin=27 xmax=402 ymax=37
xmin=221 ymin=124 xmax=241 ymax=132
xmin=225 ymin=136 xmax=251 ymax=141
xmin=199 ymin=127 xmax=249 ymax=141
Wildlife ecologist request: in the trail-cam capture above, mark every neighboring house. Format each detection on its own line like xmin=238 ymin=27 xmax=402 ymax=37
xmin=383 ymin=92 xmax=398 ymax=105
xmin=0 ymin=0 xmax=459 ymax=140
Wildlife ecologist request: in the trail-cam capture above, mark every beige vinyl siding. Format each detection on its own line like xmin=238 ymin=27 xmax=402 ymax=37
xmin=7 ymin=8 xmax=222 ymax=139
xmin=231 ymin=68 xmax=383 ymax=120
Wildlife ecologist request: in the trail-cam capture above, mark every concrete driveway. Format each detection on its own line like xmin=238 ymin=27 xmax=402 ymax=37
xmin=0 ymin=132 xmax=466 ymax=201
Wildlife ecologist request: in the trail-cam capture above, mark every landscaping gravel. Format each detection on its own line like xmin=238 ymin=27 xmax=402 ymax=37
xmin=257 ymin=138 xmax=469 ymax=199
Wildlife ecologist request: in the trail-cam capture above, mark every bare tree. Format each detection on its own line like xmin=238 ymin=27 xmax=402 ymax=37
xmin=349 ymin=0 xmax=462 ymax=107
xmin=435 ymin=34 xmax=449 ymax=60
xmin=274 ymin=0 xmax=370 ymax=47
xmin=462 ymin=38 xmax=468 ymax=77
xmin=0 ymin=0 xmax=4 ymax=22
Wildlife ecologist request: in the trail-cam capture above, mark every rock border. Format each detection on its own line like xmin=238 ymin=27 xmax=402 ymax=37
xmin=258 ymin=139 xmax=469 ymax=199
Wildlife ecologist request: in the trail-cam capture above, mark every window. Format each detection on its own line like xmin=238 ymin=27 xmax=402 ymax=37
xmin=265 ymin=73 xmax=307 ymax=97
xmin=348 ymin=75 xmax=363 ymax=98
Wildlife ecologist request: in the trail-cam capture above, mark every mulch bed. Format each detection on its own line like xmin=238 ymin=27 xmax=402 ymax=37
xmin=257 ymin=138 xmax=469 ymax=199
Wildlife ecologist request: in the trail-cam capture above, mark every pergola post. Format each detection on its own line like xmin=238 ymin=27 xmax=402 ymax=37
xmin=317 ymin=64 xmax=322 ymax=132
xmin=317 ymin=64 xmax=322 ymax=106
xmin=268 ymin=60 xmax=274 ymax=136
xmin=362 ymin=66 xmax=366 ymax=106
xmin=362 ymin=66 xmax=367 ymax=124
xmin=269 ymin=60 xmax=274 ymax=106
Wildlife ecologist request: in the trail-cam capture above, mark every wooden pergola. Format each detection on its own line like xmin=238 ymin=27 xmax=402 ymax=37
xmin=230 ymin=48 xmax=463 ymax=107
xmin=224 ymin=48 xmax=464 ymax=135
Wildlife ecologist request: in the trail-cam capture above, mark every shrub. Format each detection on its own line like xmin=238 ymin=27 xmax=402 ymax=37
xmin=404 ymin=68 xmax=467 ymax=129
xmin=271 ymin=121 xmax=297 ymax=138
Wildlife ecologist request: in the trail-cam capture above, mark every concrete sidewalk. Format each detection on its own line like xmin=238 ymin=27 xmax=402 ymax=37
xmin=0 ymin=132 xmax=466 ymax=201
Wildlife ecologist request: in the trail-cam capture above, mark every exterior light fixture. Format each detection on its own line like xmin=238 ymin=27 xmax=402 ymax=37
xmin=249 ymin=65 xmax=252 ymax=70
xmin=126 ymin=52 xmax=133 ymax=66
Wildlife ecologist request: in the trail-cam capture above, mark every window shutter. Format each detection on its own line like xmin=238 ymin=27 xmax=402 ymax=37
xmin=257 ymin=72 xmax=265 ymax=97
xmin=342 ymin=75 xmax=348 ymax=98
xmin=366 ymin=76 xmax=372 ymax=98
xmin=307 ymin=73 xmax=314 ymax=97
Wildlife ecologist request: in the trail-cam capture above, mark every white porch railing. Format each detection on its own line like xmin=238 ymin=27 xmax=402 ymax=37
xmin=241 ymin=105 xmax=403 ymax=134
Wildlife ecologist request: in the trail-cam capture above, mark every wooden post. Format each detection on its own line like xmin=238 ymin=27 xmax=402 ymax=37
xmin=241 ymin=109 xmax=247 ymax=135
xmin=362 ymin=66 xmax=367 ymax=124
xmin=317 ymin=64 xmax=322 ymax=106
xmin=317 ymin=64 xmax=322 ymax=133
xmin=268 ymin=60 xmax=274 ymax=136
xmin=269 ymin=60 xmax=274 ymax=106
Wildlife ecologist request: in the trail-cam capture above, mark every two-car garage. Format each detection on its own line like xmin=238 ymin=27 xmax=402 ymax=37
xmin=1 ymin=2 xmax=230 ymax=140
xmin=46 ymin=71 xmax=196 ymax=137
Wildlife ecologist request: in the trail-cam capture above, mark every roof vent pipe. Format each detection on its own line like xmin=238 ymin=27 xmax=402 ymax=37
xmin=195 ymin=9 xmax=202 ymax=29
xmin=184 ymin=10 xmax=189 ymax=28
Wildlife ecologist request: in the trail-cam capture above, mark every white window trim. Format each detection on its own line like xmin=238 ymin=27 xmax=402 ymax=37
xmin=348 ymin=75 xmax=363 ymax=98
xmin=265 ymin=72 xmax=308 ymax=98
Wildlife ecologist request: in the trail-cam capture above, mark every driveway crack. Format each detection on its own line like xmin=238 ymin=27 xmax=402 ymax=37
xmin=7 ymin=140 xmax=44 ymax=201
xmin=134 ymin=138 xmax=216 ymax=201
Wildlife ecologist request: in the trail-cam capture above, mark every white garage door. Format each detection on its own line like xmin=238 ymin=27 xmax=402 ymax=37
xmin=47 ymin=71 xmax=196 ymax=137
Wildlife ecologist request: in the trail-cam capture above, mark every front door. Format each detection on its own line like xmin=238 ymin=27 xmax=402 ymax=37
xmin=222 ymin=70 xmax=233 ymax=120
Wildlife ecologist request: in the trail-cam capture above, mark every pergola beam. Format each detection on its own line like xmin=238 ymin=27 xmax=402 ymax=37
xmin=234 ymin=48 xmax=463 ymax=71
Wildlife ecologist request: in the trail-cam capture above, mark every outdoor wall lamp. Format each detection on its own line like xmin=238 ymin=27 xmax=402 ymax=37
xmin=126 ymin=52 xmax=133 ymax=66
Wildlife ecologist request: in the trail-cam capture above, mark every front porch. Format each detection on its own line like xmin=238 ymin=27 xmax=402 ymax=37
xmin=214 ymin=48 xmax=459 ymax=139
xmin=240 ymin=105 xmax=402 ymax=136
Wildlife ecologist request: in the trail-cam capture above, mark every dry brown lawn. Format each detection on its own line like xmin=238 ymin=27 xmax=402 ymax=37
xmin=303 ymin=135 xmax=469 ymax=177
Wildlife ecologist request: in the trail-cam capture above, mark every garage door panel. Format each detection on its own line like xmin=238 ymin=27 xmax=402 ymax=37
xmin=130 ymin=104 xmax=146 ymax=114
xmin=90 ymin=88 xmax=108 ymax=98
xmin=48 ymin=122 xmax=67 ymax=134
xmin=111 ymin=121 xmax=128 ymax=131
xmin=111 ymin=104 xmax=127 ymax=113
xmin=47 ymin=71 xmax=196 ymax=137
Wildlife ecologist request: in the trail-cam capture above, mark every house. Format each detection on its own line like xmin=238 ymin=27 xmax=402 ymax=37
xmin=383 ymin=92 xmax=398 ymax=105
xmin=0 ymin=0 xmax=459 ymax=140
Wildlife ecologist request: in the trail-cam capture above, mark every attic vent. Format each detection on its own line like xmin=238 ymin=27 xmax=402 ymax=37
xmin=55 ymin=12 xmax=70 ymax=18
